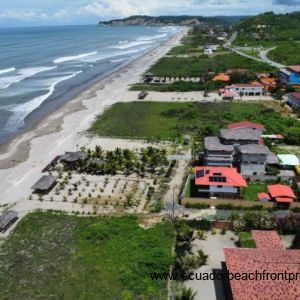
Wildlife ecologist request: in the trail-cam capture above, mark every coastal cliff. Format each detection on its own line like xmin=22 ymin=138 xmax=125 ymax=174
xmin=99 ymin=15 xmax=237 ymax=26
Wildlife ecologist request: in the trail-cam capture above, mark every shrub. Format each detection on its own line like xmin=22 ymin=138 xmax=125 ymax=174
xmin=185 ymin=203 xmax=210 ymax=209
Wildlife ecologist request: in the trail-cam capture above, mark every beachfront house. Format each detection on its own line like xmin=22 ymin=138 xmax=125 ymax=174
xmin=223 ymin=230 xmax=300 ymax=300
xmin=221 ymin=82 xmax=264 ymax=97
xmin=59 ymin=151 xmax=88 ymax=169
xmin=194 ymin=166 xmax=247 ymax=199
xmin=203 ymin=121 xmax=278 ymax=176
xmin=204 ymin=137 xmax=234 ymax=167
xmin=238 ymin=144 xmax=269 ymax=176
xmin=220 ymin=128 xmax=262 ymax=146
xmin=279 ymin=65 xmax=300 ymax=85
xmin=287 ymin=92 xmax=300 ymax=112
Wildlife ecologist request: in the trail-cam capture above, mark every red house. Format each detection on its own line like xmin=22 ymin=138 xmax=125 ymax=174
xmin=224 ymin=231 xmax=300 ymax=300
xmin=268 ymin=184 xmax=296 ymax=208
xmin=194 ymin=166 xmax=247 ymax=198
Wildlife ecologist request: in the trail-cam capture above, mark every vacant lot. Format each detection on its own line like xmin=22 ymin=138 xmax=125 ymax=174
xmin=268 ymin=42 xmax=300 ymax=65
xmin=89 ymin=102 xmax=300 ymax=143
xmin=148 ymin=53 xmax=275 ymax=77
xmin=0 ymin=212 xmax=173 ymax=299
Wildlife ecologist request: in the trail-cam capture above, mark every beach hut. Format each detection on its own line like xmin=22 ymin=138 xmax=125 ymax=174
xmin=32 ymin=175 xmax=58 ymax=194
xmin=0 ymin=210 xmax=18 ymax=232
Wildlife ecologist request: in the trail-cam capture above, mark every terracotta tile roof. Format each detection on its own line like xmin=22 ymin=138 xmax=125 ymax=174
xmin=227 ymin=121 xmax=265 ymax=131
xmin=268 ymin=184 xmax=296 ymax=199
xmin=251 ymin=230 xmax=283 ymax=250
xmin=213 ymin=73 xmax=230 ymax=82
xmin=257 ymin=192 xmax=270 ymax=201
xmin=275 ymin=197 xmax=294 ymax=203
xmin=288 ymin=65 xmax=300 ymax=73
xmin=224 ymin=247 xmax=300 ymax=300
xmin=194 ymin=166 xmax=247 ymax=187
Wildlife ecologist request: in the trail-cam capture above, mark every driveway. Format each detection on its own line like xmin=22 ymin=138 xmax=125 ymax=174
xmin=185 ymin=230 xmax=238 ymax=300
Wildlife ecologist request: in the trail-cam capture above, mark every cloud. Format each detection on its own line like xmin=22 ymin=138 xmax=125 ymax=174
xmin=0 ymin=0 xmax=299 ymax=26
xmin=0 ymin=9 xmax=49 ymax=21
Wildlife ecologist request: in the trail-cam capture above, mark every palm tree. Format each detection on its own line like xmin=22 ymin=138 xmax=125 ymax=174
xmin=94 ymin=145 xmax=104 ymax=158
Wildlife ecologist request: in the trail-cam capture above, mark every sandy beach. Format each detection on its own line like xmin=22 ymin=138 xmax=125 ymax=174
xmin=0 ymin=28 xmax=187 ymax=211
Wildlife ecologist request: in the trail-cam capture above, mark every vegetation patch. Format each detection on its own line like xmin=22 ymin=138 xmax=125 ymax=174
xmin=89 ymin=102 xmax=300 ymax=144
xmin=0 ymin=212 xmax=173 ymax=300
xmin=239 ymin=232 xmax=256 ymax=248
xmin=148 ymin=53 xmax=274 ymax=77
xmin=268 ymin=42 xmax=300 ymax=65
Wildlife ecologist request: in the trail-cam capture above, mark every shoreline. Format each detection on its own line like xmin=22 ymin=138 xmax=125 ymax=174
xmin=0 ymin=28 xmax=187 ymax=208
xmin=0 ymin=29 xmax=186 ymax=169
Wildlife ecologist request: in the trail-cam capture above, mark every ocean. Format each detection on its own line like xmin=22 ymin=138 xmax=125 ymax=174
xmin=0 ymin=25 xmax=179 ymax=145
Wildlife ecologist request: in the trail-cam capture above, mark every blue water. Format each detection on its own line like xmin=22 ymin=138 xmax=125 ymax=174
xmin=0 ymin=25 xmax=179 ymax=144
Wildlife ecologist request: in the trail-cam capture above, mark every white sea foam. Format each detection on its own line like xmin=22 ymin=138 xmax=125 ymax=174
xmin=0 ymin=66 xmax=57 ymax=90
xmin=110 ymin=58 xmax=126 ymax=63
xmin=137 ymin=33 xmax=167 ymax=41
xmin=4 ymin=71 xmax=82 ymax=131
xmin=54 ymin=51 xmax=98 ymax=64
xmin=0 ymin=67 xmax=15 ymax=75
xmin=111 ymin=40 xmax=153 ymax=50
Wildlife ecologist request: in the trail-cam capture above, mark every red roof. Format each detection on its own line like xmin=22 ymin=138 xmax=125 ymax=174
xmin=224 ymin=231 xmax=300 ymax=300
xmin=194 ymin=167 xmax=247 ymax=187
xmin=252 ymin=230 xmax=283 ymax=250
xmin=275 ymin=197 xmax=294 ymax=203
xmin=268 ymin=184 xmax=296 ymax=199
xmin=227 ymin=121 xmax=265 ymax=131
xmin=288 ymin=65 xmax=300 ymax=73
xmin=257 ymin=192 xmax=270 ymax=201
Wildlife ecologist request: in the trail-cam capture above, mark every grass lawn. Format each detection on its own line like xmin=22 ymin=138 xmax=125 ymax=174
xmin=89 ymin=102 xmax=300 ymax=143
xmin=239 ymin=232 xmax=256 ymax=248
xmin=0 ymin=212 xmax=173 ymax=300
xmin=148 ymin=53 xmax=275 ymax=77
xmin=242 ymin=182 xmax=267 ymax=201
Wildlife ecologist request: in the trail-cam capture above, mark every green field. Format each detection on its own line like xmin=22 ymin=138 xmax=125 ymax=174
xmin=0 ymin=212 xmax=173 ymax=299
xmin=148 ymin=53 xmax=274 ymax=77
xmin=89 ymin=102 xmax=300 ymax=144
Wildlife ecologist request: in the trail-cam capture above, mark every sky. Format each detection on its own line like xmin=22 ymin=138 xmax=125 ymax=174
xmin=0 ymin=0 xmax=299 ymax=27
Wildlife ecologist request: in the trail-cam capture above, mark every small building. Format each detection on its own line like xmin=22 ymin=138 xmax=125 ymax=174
xmin=204 ymin=137 xmax=234 ymax=167
xmin=279 ymin=65 xmax=300 ymax=85
xmin=194 ymin=166 xmax=247 ymax=199
xmin=204 ymin=48 xmax=213 ymax=55
xmin=261 ymin=134 xmax=284 ymax=144
xmin=224 ymin=231 xmax=300 ymax=299
xmin=32 ymin=175 xmax=58 ymax=194
xmin=223 ymin=82 xmax=264 ymax=96
xmin=238 ymin=144 xmax=269 ymax=176
xmin=213 ymin=73 xmax=230 ymax=82
xmin=277 ymin=154 xmax=300 ymax=170
xmin=60 ymin=151 xmax=88 ymax=169
xmin=268 ymin=184 xmax=296 ymax=208
xmin=257 ymin=192 xmax=270 ymax=202
xmin=0 ymin=210 xmax=18 ymax=233
xmin=287 ymin=92 xmax=300 ymax=112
